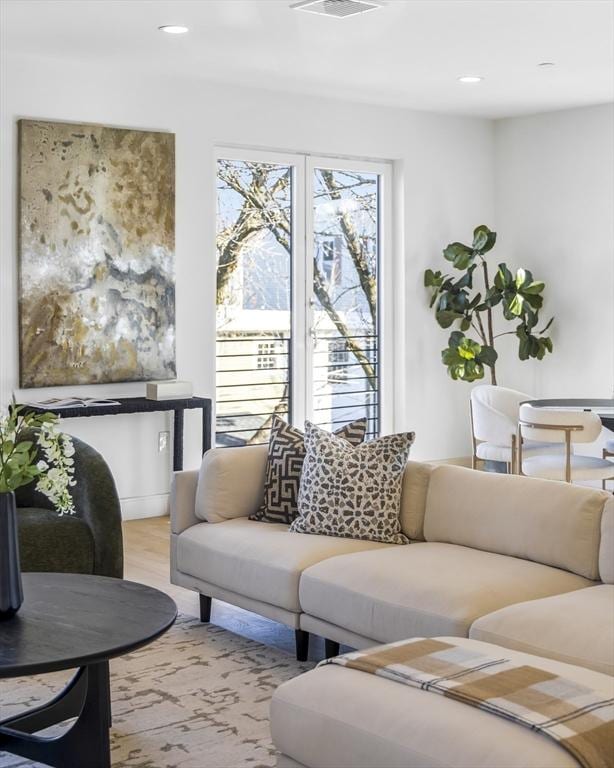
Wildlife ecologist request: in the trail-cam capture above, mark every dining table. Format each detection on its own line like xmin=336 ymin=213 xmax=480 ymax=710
xmin=527 ymin=398 xmax=614 ymax=431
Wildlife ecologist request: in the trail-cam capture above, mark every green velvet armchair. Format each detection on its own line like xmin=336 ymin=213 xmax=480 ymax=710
xmin=14 ymin=433 xmax=123 ymax=578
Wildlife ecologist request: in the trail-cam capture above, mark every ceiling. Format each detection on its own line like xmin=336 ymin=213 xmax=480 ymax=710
xmin=2 ymin=0 xmax=613 ymax=118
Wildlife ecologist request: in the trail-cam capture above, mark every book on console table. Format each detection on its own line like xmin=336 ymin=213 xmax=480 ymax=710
xmin=23 ymin=397 xmax=121 ymax=410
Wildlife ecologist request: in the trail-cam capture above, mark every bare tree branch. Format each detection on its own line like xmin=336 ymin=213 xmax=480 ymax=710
xmin=319 ymin=170 xmax=377 ymax=326
xmin=313 ymin=264 xmax=377 ymax=390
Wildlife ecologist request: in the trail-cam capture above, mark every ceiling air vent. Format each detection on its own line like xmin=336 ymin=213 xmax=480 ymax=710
xmin=291 ymin=0 xmax=383 ymax=19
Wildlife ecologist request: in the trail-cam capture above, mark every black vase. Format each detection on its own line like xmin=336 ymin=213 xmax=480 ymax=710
xmin=0 ymin=492 xmax=23 ymax=619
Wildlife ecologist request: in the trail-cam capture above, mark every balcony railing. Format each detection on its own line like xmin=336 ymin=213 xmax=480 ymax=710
xmin=216 ymin=332 xmax=379 ymax=446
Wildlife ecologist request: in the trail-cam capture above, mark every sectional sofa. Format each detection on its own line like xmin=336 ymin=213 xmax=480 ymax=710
xmin=170 ymin=444 xmax=614 ymax=767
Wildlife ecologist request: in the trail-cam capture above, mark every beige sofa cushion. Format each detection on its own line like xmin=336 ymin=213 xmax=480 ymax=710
xmin=299 ymin=542 xmax=592 ymax=643
xmin=271 ymin=637 xmax=612 ymax=768
xmin=399 ymin=461 xmax=434 ymax=540
xmin=195 ymin=445 xmax=268 ymax=522
xmin=424 ymin=465 xmax=607 ymax=579
xmin=470 ymin=584 xmax=614 ymax=676
xmin=175 ymin=518 xmax=390 ymax=612
xmin=600 ymin=496 xmax=614 ymax=583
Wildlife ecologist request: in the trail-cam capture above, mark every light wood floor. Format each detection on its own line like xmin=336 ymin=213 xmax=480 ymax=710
xmin=122 ymin=516 xmax=324 ymax=658
xmin=123 ymin=516 xmax=199 ymax=617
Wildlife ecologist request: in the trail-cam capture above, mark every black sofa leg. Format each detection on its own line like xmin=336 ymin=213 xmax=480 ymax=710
xmin=199 ymin=594 xmax=212 ymax=623
xmin=325 ymin=639 xmax=340 ymax=659
xmin=295 ymin=629 xmax=309 ymax=661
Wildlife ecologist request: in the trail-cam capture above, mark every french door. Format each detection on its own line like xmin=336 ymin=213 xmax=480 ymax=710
xmin=215 ymin=148 xmax=391 ymax=447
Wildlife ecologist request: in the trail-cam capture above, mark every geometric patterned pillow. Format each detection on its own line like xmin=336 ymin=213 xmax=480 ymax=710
xmin=290 ymin=421 xmax=415 ymax=544
xmin=249 ymin=415 xmax=367 ymax=525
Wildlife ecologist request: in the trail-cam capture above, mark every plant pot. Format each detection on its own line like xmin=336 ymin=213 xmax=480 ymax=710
xmin=0 ymin=491 xmax=23 ymax=619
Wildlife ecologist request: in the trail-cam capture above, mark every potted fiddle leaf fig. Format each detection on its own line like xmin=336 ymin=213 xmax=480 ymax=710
xmin=0 ymin=405 xmax=76 ymax=619
xmin=424 ymin=225 xmax=553 ymax=384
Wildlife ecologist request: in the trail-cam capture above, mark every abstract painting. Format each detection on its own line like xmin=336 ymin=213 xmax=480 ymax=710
xmin=18 ymin=119 xmax=176 ymax=387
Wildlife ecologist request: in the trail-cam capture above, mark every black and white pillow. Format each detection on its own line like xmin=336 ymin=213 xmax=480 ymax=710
xmin=250 ymin=416 xmax=367 ymax=525
xmin=290 ymin=422 xmax=415 ymax=544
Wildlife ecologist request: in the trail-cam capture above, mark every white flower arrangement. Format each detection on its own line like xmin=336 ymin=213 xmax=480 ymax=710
xmin=0 ymin=405 xmax=76 ymax=516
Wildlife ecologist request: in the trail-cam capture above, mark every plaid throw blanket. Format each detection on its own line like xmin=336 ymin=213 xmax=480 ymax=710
xmin=321 ymin=638 xmax=614 ymax=768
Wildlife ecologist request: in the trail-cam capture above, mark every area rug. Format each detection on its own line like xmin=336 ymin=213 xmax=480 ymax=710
xmin=0 ymin=615 xmax=313 ymax=768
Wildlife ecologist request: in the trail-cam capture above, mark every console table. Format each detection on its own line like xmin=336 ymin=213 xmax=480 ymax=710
xmin=18 ymin=396 xmax=212 ymax=471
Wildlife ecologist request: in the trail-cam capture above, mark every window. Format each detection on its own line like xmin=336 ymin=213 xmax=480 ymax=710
xmin=257 ymin=340 xmax=285 ymax=370
xmin=327 ymin=339 xmax=349 ymax=382
xmin=215 ymin=150 xmax=390 ymax=447
xmin=310 ymin=165 xmax=380 ymax=438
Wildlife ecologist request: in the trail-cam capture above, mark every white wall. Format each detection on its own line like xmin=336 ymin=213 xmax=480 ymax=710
xmin=0 ymin=53 xmax=495 ymax=516
xmin=494 ymin=104 xmax=614 ymax=456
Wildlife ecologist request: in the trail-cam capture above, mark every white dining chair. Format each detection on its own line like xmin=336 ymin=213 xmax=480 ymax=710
xmin=518 ymin=404 xmax=614 ymax=484
xmin=470 ymin=385 xmax=563 ymax=474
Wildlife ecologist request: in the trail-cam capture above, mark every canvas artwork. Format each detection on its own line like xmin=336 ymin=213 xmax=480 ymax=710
xmin=18 ymin=119 xmax=176 ymax=387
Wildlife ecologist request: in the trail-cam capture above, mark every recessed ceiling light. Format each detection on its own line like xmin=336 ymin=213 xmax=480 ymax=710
xmin=538 ymin=62 xmax=555 ymax=68
xmin=158 ymin=25 xmax=189 ymax=34
xmin=458 ymin=76 xmax=483 ymax=84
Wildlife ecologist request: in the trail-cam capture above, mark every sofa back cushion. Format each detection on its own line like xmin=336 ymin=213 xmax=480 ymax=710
xmin=195 ymin=445 xmax=268 ymax=523
xmin=423 ymin=465 xmax=607 ymax=580
xmin=600 ymin=497 xmax=614 ymax=584
xmin=399 ymin=461 xmax=435 ymax=540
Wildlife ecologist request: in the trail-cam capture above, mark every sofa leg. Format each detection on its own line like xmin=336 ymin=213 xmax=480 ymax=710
xmin=295 ymin=629 xmax=309 ymax=661
xmin=199 ymin=594 xmax=212 ymax=623
xmin=325 ymin=639 xmax=340 ymax=659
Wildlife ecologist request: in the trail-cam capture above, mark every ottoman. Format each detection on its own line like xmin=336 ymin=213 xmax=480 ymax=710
xmin=271 ymin=637 xmax=614 ymax=768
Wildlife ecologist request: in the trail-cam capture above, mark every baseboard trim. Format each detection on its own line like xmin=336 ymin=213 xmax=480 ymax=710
xmin=121 ymin=493 xmax=170 ymax=520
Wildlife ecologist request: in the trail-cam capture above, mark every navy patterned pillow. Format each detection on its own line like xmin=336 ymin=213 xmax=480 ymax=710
xmin=250 ymin=416 xmax=367 ymax=525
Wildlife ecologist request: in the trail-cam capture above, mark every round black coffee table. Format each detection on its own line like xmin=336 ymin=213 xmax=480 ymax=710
xmin=0 ymin=573 xmax=177 ymax=768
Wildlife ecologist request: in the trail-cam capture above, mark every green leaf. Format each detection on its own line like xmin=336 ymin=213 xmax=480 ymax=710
xmin=508 ymin=294 xmax=524 ymax=316
xmin=441 ymin=332 xmax=488 ymax=382
xmin=494 ymin=263 xmax=513 ymax=289
xmin=523 ymin=280 xmax=545 ymax=295
xmin=523 ymin=293 xmax=543 ymax=310
xmin=449 ymin=331 xmax=465 ymax=349
xmin=454 ymin=251 xmax=475 ymax=270
xmin=458 ymin=337 xmax=481 ymax=360
xmin=472 ymin=227 xmax=489 ymax=252
xmin=443 ymin=242 xmax=475 ymax=270
xmin=436 ymin=309 xmax=463 ymax=328
xmin=477 ymin=345 xmax=498 ymax=367
xmin=516 ymin=321 xmax=553 ymax=361
xmin=424 ymin=269 xmax=441 ymax=287
xmin=455 ymin=265 xmax=476 ymax=289
xmin=515 ymin=268 xmax=526 ymax=288
xmin=483 ymin=286 xmax=503 ymax=307
xmin=443 ymin=242 xmax=469 ymax=261
xmin=472 ymin=225 xmax=497 ymax=254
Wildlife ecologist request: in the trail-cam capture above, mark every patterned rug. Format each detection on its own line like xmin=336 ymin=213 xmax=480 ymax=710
xmin=0 ymin=615 xmax=313 ymax=768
